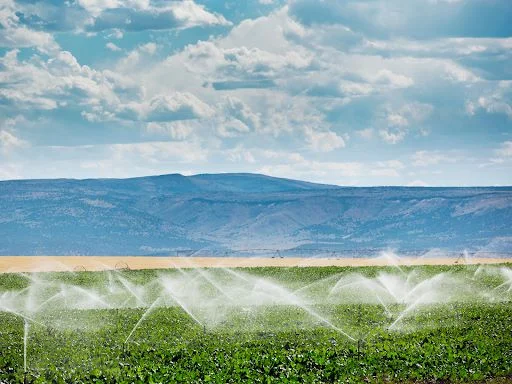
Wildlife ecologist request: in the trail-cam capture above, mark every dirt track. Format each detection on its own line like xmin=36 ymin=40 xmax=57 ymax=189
xmin=0 ymin=256 xmax=510 ymax=273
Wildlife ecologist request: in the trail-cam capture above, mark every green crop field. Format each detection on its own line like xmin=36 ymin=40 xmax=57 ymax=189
xmin=0 ymin=264 xmax=511 ymax=383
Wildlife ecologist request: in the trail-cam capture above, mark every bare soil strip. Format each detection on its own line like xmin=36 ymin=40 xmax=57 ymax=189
xmin=0 ymin=256 xmax=510 ymax=273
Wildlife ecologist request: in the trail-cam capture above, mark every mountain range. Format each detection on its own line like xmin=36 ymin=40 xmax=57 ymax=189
xmin=0 ymin=173 xmax=511 ymax=255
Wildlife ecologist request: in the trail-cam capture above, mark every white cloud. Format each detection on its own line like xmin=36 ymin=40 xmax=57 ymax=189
xmin=387 ymin=113 xmax=409 ymax=127
xmin=369 ymin=160 xmax=405 ymax=177
xmin=171 ymin=0 xmax=231 ymax=28
xmin=372 ymin=69 xmax=414 ymax=88
xmin=0 ymin=1 xmax=59 ymax=53
xmin=146 ymin=121 xmax=194 ymax=140
xmin=2 ymin=2 xmax=509 ymax=186
xmin=379 ymin=103 xmax=434 ymax=144
xmin=0 ymin=49 xmax=134 ymax=113
xmin=83 ymin=0 xmax=231 ymax=31
xmin=304 ymin=127 xmax=346 ymax=152
xmin=0 ymin=130 xmax=28 ymax=153
xmin=139 ymin=42 xmax=158 ymax=55
xmin=116 ymin=43 xmax=161 ymax=71
xmin=466 ymin=85 xmax=512 ymax=119
xmin=214 ymin=96 xmax=261 ymax=137
xmin=107 ymin=29 xmax=124 ymax=39
xmin=183 ymin=40 xmax=312 ymax=81
xmin=122 ymin=93 xmax=214 ymax=122
xmin=226 ymin=145 xmax=256 ymax=163
xmin=379 ymin=128 xmax=407 ymax=144
xmin=106 ymin=42 xmax=122 ymax=51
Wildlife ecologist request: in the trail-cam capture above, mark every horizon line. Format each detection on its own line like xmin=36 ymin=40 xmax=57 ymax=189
xmin=0 ymin=172 xmax=511 ymax=188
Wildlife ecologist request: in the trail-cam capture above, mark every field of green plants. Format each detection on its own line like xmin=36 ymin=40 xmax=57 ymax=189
xmin=0 ymin=264 xmax=511 ymax=383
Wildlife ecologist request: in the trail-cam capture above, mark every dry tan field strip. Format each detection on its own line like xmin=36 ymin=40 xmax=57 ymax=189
xmin=0 ymin=255 xmax=510 ymax=273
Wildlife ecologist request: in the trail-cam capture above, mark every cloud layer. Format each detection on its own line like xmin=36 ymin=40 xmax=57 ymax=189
xmin=0 ymin=0 xmax=511 ymax=185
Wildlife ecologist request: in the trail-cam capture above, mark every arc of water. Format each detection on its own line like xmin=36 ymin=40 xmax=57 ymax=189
xmin=8 ymin=286 xmax=31 ymax=300
xmin=303 ymin=305 xmax=356 ymax=341
xmin=329 ymin=275 xmax=394 ymax=303
xmin=375 ymin=273 xmax=409 ymax=303
xmin=116 ymin=276 xmax=146 ymax=307
xmin=222 ymin=268 xmax=251 ymax=283
xmin=253 ymin=279 xmax=356 ymax=341
xmin=401 ymin=273 xmax=446 ymax=304
xmin=168 ymin=261 xmax=203 ymax=286
xmin=71 ymin=286 xmax=112 ymax=309
xmin=33 ymin=291 xmax=63 ymax=312
xmin=293 ymin=273 xmax=344 ymax=296
xmin=374 ymin=293 xmax=392 ymax=317
xmin=493 ymin=280 xmax=512 ymax=292
xmin=329 ymin=275 xmax=367 ymax=296
xmin=17 ymin=273 xmax=41 ymax=284
xmin=194 ymin=268 xmax=235 ymax=303
xmin=164 ymin=289 xmax=203 ymax=327
xmin=0 ymin=305 xmax=44 ymax=327
xmin=388 ymin=291 xmax=431 ymax=330
xmin=124 ymin=297 xmax=161 ymax=344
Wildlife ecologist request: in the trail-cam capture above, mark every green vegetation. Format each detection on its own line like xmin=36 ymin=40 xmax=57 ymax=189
xmin=0 ymin=264 xmax=511 ymax=383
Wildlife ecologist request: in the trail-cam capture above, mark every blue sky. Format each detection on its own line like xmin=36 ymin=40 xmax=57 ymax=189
xmin=0 ymin=0 xmax=511 ymax=186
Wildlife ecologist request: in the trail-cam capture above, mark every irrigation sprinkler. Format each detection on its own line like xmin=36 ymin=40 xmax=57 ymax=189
xmin=23 ymin=320 xmax=29 ymax=384
xmin=1 ymin=258 xmax=511 ymax=382
xmin=357 ymin=338 xmax=365 ymax=358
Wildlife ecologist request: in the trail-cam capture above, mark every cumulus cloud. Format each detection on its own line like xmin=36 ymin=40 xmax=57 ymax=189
xmin=379 ymin=103 xmax=434 ymax=144
xmin=0 ymin=130 xmax=28 ymax=153
xmin=146 ymin=121 xmax=195 ymax=141
xmin=214 ymin=97 xmax=261 ymax=137
xmin=0 ymin=0 xmax=59 ymax=52
xmin=226 ymin=145 xmax=256 ymax=164
xmin=303 ymin=127 xmax=346 ymax=152
xmin=0 ymin=49 xmax=142 ymax=117
xmin=88 ymin=1 xmax=231 ymax=31
xmin=13 ymin=0 xmax=230 ymax=33
xmin=106 ymin=42 xmax=122 ymax=51
xmin=121 ymin=93 xmax=214 ymax=122
xmin=183 ymin=40 xmax=313 ymax=89
xmin=466 ymin=82 xmax=512 ymax=119
xmin=2 ymin=1 xmax=510 ymax=185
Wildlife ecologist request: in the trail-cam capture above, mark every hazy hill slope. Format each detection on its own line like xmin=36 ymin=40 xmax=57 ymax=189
xmin=0 ymin=174 xmax=511 ymax=255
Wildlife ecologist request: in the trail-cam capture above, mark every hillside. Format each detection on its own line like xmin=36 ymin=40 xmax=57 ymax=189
xmin=0 ymin=174 xmax=511 ymax=255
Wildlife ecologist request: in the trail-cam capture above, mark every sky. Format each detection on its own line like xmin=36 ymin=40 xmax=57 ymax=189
xmin=0 ymin=0 xmax=511 ymax=186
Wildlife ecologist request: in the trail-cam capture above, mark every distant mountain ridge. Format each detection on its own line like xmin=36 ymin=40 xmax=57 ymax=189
xmin=0 ymin=173 xmax=511 ymax=255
